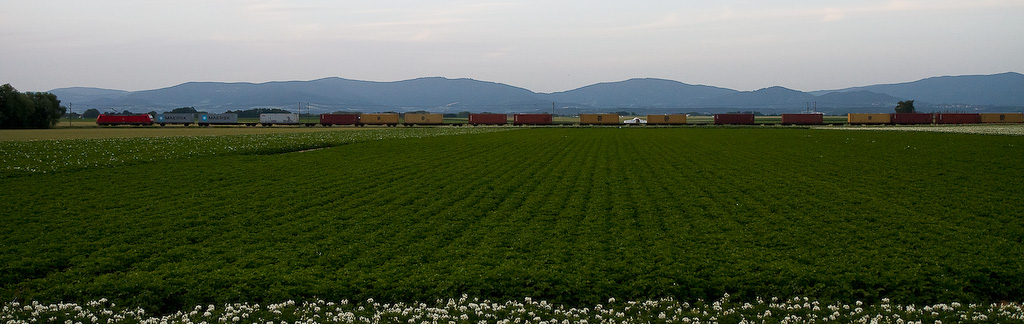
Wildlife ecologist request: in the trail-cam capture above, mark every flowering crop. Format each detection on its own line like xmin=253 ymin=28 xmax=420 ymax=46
xmin=3 ymin=295 xmax=1023 ymax=324
xmin=821 ymin=124 xmax=1024 ymax=136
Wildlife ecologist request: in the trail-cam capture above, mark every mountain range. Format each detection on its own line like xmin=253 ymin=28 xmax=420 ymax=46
xmin=50 ymin=72 xmax=1024 ymax=115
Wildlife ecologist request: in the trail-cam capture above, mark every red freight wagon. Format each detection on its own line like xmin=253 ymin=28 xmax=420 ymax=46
xmin=714 ymin=113 xmax=755 ymax=125
xmin=96 ymin=114 xmax=154 ymax=126
xmin=780 ymin=114 xmax=823 ymax=125
xmin=936 ymin=113 xmax=981 ymax=124
xmin=513 ymin=114 xmax=553 ymax=125
xmin=320 ymin=113 xmax=360 ymax=126
xmin=468 ymin=113 xmax=507 ymax=125
xmin=891 ymin=113 xmax=934 ymax=124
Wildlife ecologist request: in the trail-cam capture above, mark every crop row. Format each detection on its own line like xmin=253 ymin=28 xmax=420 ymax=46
xmin=2 ymin=128 xmax=1023 ymax=313
xmin=4 ymin=294 xmax=1024 ymax=324
xmin=0 ymin=127 xmax=513 ymax=176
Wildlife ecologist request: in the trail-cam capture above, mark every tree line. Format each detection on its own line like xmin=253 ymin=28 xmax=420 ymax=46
xmin=0 ymin=84 xmax=65 ymax=129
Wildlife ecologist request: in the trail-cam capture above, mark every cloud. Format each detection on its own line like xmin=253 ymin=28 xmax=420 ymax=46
xmin=244 ymin=0 xmax=321 ymax=20
xmin=606 ymin=0 xmax=1024 ymax=31
xmin=821 ymin=0 xmax=1024 ymax=21
xmin=820 ymin=8 xmax=845 ymax=22
xmin=336 ymin=2 xmax=526 ymax=42
xmin=611 ymin=13 xmax=682 ymax=32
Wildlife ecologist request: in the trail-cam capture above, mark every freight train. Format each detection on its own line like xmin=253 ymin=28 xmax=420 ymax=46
xmin=95 ymin=112 xmax=1024 ymax=127
xmin=99 ymin=113 xmax=297 ymax=127
xmin=95 ymin=113 xmax=556 ymax=127
xmin=845 ymin=113 xmax=1024 ymax=125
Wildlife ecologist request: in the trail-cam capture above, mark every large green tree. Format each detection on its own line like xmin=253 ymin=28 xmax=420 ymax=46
xmin=0 ymin=84 xmax=65 ymax=128
xmin=0 ymin=84 xmax=35 ymax=128
xmin=28 ymin=92 xmax=63 ymax=128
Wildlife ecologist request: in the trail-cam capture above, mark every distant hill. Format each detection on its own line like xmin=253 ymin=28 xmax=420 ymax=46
xmin=706 ymin=86 xmax=816 ymax=109
xmin=328 ymin=77 xmax=550 ymax=110
xmin=53 ymin=77 xmax=548 ymax=114
xmin=49 ymin=72 xmax=1023 ymax=114
xmin=815 ymin=72 xmax=1024 ymax=107
xmin=47 ymin=87 xmax=129 ymax=104
xmin=544 ymin=78 xmax=738 ymax=108
xmin=814 ymin=91 xmax=905 ymax=109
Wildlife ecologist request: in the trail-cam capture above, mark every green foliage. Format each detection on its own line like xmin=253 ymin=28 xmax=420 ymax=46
xmin=1 ymin=128 xmax=1023 ymax=314
xmin=27 ymin=92 xmax=65 ymax=128
xmin=895 ymin=100 xmax=916 ymax=113
xmin=0 ymin=84 xmax=65 ymax=128
xmin=82 ymin=108 xmax=101 ymax=119
xmin=0 ymin=84 xmax=34 ymax=128
xmin=170 ymin=107 xmax=199 ymax=114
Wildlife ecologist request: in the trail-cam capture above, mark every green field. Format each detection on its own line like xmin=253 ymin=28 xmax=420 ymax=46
xmin=2 ymin=127 xmax=1023 ymax=318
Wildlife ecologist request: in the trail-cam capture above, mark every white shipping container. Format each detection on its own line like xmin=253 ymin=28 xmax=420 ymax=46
xmin=260 ymin=113 xmax=300 ymax=124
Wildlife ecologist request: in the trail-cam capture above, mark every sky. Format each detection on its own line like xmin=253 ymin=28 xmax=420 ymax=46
xmin=2 ymin=0 xmax=1023 ymax=93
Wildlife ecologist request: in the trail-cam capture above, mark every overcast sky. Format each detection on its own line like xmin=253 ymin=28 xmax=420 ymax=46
xmin=2 ymin=0 xmax=1023 ymax=93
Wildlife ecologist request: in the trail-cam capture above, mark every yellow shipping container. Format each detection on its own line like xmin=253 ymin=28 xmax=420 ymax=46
xmin=361 ymin=113 xmax=400 ymax=125
xmin=579 ymin=113 xmax=620 ymax=125
xmin=980 ymin=113 xmax=1024 ymax=123
xmin=847 ymin=113 xmax=891 ymax=124
xmin=647 ymin=114 xmax=688 ymax=125
xmin=404 ymin=113 xmax=444 ymax=125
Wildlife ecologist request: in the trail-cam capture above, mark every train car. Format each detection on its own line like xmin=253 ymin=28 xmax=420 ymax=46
xmin=847 ymin=113 xmax=891 ymax=124
xmin=197 ymin=113 xmax=251 ymax=126
xmin=361 ymin=113 xmax=400 ymax=126
xmin=891 ymin=113 xmax=934 ymax=125
xmin=155 ymin=113 xmax=194 ymax=126
xmin=936 ymin=113 xmax=981 ymax=124
xmin=404 ymin=113 xmax=444 ymax=126
xmin=259 ymin=113 xmax=300 ymax=126
xmin=579 ymin=113 xmax=619 ymax=125
xmin=979 ymin=113 xmax=1024 ymax=123
xmin=513 ymin=114 xmax=552 ymax=126
xmin=714 ymin=113 xmax=755 ymax=125
xmin=780 ymin=114 xmax=823 ymax=125
xmin=468 ymin=113 xmax=507 ymax=126
xmin=646 ymin=114 xmax=687 ymax=125
xmin=96 ymin=114 xmax=154 ymax=126
xmin=320 ymin=113 xmax=360 ymax=126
